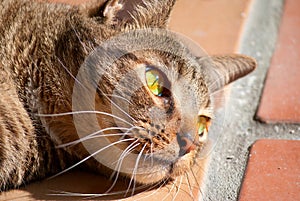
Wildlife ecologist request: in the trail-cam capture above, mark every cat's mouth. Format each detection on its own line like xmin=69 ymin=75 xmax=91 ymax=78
xmin=100 ymin=116 xmax=210 ymax=184
xmin=169 ymin=144 xmax=204 ymax=178
xmin=119 ymin=143 xmax=202 ymax=185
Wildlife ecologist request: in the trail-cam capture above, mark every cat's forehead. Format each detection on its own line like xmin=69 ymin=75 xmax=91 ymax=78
xmin=128 ymin=47 xmax=201 ymax=78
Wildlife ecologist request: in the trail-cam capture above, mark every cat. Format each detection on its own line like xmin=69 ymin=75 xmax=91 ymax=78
xmin=0 ymin=0 xmax=256 ymax=194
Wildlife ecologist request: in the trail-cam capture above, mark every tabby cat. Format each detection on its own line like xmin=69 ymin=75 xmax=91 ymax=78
xmin=0 ymin=0 xmax=256 ymax=193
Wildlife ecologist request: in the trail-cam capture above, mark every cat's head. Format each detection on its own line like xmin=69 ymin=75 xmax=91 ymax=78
xmin=50 ymin=0 xmax=256 ymax=185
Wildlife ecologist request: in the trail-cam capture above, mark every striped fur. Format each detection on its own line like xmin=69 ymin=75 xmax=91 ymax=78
xmin=0 ymin=0 xmax=256 ymax=191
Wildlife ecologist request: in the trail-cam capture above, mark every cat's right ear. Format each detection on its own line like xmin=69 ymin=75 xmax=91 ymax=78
xmin=80 ymin=0 xmax=177 ymax=28
xmin=202 ymin=54 xmax=257 ymax=93
xmin=80 ymin=0 xmax=122 ymax=24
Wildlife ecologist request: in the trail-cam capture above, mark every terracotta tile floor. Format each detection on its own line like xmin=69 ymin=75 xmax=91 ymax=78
xmin=256 ymin=0 xmax=300 ymax=123
xmin=239 ymin=139 xmax=300 ymax=201
xmin=240 ymin=1 xmax=300 ymax=200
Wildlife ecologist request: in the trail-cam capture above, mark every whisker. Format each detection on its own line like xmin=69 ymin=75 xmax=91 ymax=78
xmin=88 ymin=182 xmax=163 ymax=199
xmin=96 ymin=85 xmax=138 ymax=123
xmin=48 ymin=138 xmax=135 ymax=179
xmin=68 ymin=18 xmax=90 ymax=54
xmin=48 ymin=190 xmax=107 ymax=197
xmin=56 ymin=126 xmax=133 ymax=148
xmin=50 ymin=172 xmax=167 ymax=199
xmin=190 ymin=163 xmax=207 ymax=200
xmin=194 ymin=170 xmax=206 ymax=201
xmin=111 ymin=139 xmax=140 ymax=168
xmin=162 ymin=178 xmax=177 ymax=201
xmin=37 ymin=110 xmax=134 ymax=127
xmin=109 ymin=96 xmax=138 ymax=123
xmin=172 ymin=176 xmax=183 ymax=201
xmin=185 ymin=172 xmax=195 ymax=200
xmin=49 ymin=188 xmax=138 ymax=199
xmin=106 ymin=140 xmax=140 ymax=193
xmin=55 ymin=55 xmax=85 ymax=88
xmin=103 ymin=93 xmax=132 ymax=104
xmin=150 ymin=142 xmax=154 ymax=167
xmin=192 ymin=167 xmax=202 ymax=186
xmin=142 ymin=140 xmax=154 ymax=166
xmin=127 ymin=143 xmax=148 ymax=196
xmin=134 ymin=179 xmax=169 ymax=201
xmin=56 ymin=132 xmax=132 ymax=148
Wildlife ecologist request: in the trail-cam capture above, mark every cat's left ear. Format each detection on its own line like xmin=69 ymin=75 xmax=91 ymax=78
xmin=80 ymin=0 xmax=176 ymax=28
xmin=202 ymin=54 xmax=257 ymax=92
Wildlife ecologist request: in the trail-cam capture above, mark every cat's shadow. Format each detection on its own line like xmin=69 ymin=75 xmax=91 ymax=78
xmin=2 ymin=157 xmax=207 ymax=201
xmin=3 ymin=169 xmax=153 ymax=200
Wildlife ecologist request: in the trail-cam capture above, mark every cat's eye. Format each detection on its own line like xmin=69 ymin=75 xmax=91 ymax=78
xmin=145 ymin=67 xmax=168 ymax=97
xmin=197 ymin=115 xmax=210 ymax=142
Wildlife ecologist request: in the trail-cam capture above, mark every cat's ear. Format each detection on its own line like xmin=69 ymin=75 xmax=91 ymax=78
xmin=202 ymin=54 xmax=257 ymax=92
xmin=80 ymin=0 xmax=176 ymax=28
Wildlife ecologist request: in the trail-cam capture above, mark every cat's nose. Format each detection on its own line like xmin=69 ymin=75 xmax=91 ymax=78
xmin=176 ymin=133 xmax=198 ymax=156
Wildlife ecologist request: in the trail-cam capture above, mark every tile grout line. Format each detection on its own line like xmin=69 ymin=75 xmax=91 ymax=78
xmin=202 ymin=0 xmax=286 ymax=200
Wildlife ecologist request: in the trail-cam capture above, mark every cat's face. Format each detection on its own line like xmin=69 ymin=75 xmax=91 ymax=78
xmin=49 ymin=0 xmax=256 ymax=185
xmin=70 ymin=25 xmax=218 ymax=183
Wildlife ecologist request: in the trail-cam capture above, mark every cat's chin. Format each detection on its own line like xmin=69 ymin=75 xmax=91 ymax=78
xmin=169 ymin=150 xmax=197 ymax=178
xmin=131 ymin=150 xmax=197 ymax=185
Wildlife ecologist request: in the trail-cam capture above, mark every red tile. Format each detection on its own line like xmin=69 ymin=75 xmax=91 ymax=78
xmin=239 ymin=139 xmax=300 ymax=201
xmin=256 ymin=0 xmax=300 ymax=123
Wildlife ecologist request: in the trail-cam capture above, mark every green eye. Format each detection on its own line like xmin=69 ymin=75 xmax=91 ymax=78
xmin=197 ymin=115 xmax=210 ymax=137
xmin=145 ymin=67 xmax=165 ymax=96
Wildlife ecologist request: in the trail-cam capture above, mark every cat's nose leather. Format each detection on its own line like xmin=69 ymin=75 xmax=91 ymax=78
xmin=176 ymin=133 xmax=198 ymax=156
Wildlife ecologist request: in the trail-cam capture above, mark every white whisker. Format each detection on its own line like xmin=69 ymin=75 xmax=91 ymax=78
xmin=48 ymin=138 xmax=135 ymax=179
xmin=185 ymin=172 xmax=194 ymax=200
xmin=193 ymin=166 xmax=206 ymax=201
xmin=109 ymin=96 xmax=138 ymax=123
xmin=88 ymin=182 xmax=162 ymax=199
xmin=50 ymin=175 xmax=166 ymax=199
xmin=56 ymin=132 xmax=132 ymax=148
xmin=55 ymin=55 xmax=85 ymax=88
xmin=134 ymin=180 xmax=168 ymax=201
xmin=190 ymin=167 xmax=202 ymax=191
xmin=172 ymin=176 xmax=183 ymax=201
xmin=162 ymin=179 xmax=177 ymax=201
xmin=68 ymin=18 xmax=90 ymax=54
xmin=126 ymin=143 xmax=148 ymax=196
xmin=150 ymin=142 xmax=154 ymax=167
xmin=56 ymin=127 xmax=132 ymax=148
xmin=142 ymin=142 xmax=154 ymax=167
xmin=37 ymin=110 xmax=134 ymax=127
xmin=111 ymin=139 xmax=140 ymax=169
xmin=96 ymin=85 xmax=137 ymax=123
xmin=103 ymin=93 xmax=132 ymax=104
xmin=48 ymin=189 xmax=129 ymax=198
xmin=106 ymin=139 xmax=140 ymax=193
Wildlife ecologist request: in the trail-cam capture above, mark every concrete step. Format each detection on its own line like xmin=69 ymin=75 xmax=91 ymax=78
xmin=256 ymin=0 xmax=300 ymax=123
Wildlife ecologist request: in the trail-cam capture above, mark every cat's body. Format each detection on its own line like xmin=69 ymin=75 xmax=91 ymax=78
xmin=0 ymin=0 xmax=256 ymax=192
xmin=0 ymin=0 xmax=88 ymax=189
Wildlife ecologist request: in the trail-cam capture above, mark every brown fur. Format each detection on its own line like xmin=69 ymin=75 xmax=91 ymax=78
xmin=0 ymin=0 xmax=256 ymax=191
